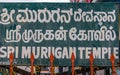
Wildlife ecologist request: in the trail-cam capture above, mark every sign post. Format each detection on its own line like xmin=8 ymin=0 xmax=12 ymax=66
xmin=0 ymin=3 xmax=118 ymax=67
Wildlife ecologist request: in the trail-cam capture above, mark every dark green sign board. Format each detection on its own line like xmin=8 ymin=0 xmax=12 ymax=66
xmin=0 ymin=3 xmax=119 ymax=66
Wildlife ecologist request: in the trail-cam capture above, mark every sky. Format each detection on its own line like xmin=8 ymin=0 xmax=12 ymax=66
xmin=0 ymin=0 xmax=70 ymax=2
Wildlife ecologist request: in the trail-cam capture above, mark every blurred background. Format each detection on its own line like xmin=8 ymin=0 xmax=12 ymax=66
xmin=0 ymin=0 xmax=120 ymax=75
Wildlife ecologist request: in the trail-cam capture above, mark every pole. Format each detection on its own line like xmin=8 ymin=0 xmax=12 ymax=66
xmin=110 ymin=54 xmax=116 ymax=75
xmin=89 ymin=53 xmax=94 ymax=75
xmin=9 ymin=53 xmax=14 ymax=75
xmin=50 ymin=53 xmax=54 ymax=75
xmin=71 ymin=52 xmax=75 ymax=75
xmin=30 ymin=53 xmax=34 ymax=75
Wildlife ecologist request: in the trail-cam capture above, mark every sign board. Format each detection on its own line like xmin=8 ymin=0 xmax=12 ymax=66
xmin=0 ymin=3 xmax=119 ymax=66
